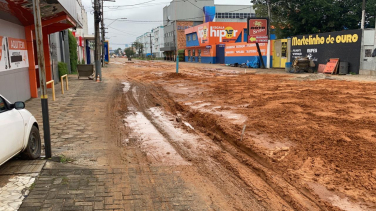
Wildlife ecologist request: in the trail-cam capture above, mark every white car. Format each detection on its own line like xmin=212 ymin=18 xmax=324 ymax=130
xmin=0 ymin=95 xmax=41 ymax=166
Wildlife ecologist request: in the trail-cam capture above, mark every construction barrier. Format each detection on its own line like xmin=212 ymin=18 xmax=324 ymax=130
xmin=46 ymin=80 xmax=55 ymax=101
xmin=61 ymin=74 xmax=69 ymax=94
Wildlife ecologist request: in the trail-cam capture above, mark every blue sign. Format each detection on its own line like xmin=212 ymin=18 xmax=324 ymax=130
xmin=203 ymin=6 xmax=216 ymax=23
xmin=104 ymin=41 xmax=109 ymax=64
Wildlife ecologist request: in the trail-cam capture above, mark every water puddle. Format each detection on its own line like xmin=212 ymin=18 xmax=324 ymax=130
xmin=307 ymin=182 xmax=368 ymax=211
xmin=213 ymin=111 xmax=247 ymax=125
xmin=189 ymin=102 xmax=247 ymax=125
xmin=121 ymin=82 xmax=131 ymax=93
xmin=148 ymin=107 xmax=206 ymax=151
xmin=124 ymin=111 xmax=189 ymax=166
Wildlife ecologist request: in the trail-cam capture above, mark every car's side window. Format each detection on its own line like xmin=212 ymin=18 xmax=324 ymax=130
xmin=0 ymin=97 xmax=8 ymax=113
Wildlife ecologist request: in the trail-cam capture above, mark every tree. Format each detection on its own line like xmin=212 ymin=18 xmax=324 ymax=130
xmin=133 ymin=42 xmax=144 ymax=56
xmin=114 ymin=48 xmax=122 ymax=56
xmin=124 ymin=47 xmax=135 ymax=58
xmin=253 ymin=0 xmax=376 ymax=38
xmin=68 ymin=30 xmax=78 ymax=73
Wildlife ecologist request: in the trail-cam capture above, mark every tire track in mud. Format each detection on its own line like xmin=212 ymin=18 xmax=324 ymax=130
xmin=123 ymin=78 xmax=341 ymax=211
xmin=122 ymin=80 xmax=273 ymax=210
xmin=122 ymin=79 xmax=303 ymax=210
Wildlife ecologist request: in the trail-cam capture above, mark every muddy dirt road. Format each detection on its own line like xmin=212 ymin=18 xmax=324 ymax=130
xmin=106 ymin=58 xmax=376 ymax=211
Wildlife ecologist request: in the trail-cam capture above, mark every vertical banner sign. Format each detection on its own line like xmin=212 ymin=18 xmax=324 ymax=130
xmin=247 ymin=18 xmax=269 ymax=68
xmin=104 ymin=41 xmax=109 ymax=64
xmin=247 ymin=18 xmax=269 ymax=43
xmin=0 ymin=36 xmax=29 ymax=72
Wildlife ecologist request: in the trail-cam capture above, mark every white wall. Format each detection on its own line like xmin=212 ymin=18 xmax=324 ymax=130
xmin=0 ymin=19 xmax=30 ymax=103
xmin=152 ymin=26 xmax=165 ymax=58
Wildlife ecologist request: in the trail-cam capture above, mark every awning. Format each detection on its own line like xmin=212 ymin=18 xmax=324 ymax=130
xmin=3 ymin=0 xmax=80 ymax=28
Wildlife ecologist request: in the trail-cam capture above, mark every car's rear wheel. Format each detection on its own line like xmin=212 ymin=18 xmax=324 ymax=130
xmin=21 ymin=125 xmax=41 ymax=159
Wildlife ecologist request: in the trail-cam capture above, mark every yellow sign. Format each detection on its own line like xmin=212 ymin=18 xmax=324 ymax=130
xmin=224 ymin=27 xmax=235 ymax=38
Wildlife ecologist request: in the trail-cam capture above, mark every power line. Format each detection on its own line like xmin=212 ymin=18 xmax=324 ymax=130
xmin=169 ymin=5 xmax=253 ymax=22
xmin=107 ymin=19 xmax=162 ymax=22
xmin=108 ymin=26 xmax=140 ymax=36
xmin=184 ymin=0 xmax=203 ymax=11
xmin=104 ymin=2 xmax=169 ymax=10
xmin=106 ymin=5 xmax=252 ymax=23
xmin=104 ymin=0 xmax=156 ymax=8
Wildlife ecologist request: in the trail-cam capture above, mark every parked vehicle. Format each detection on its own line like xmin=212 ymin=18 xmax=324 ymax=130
xmin=0 ymin=95 xmax=41 ymax=166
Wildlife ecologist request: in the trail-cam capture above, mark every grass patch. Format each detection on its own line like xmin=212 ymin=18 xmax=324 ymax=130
xmin=59 ymin=155 xmax=74 ymax=163
xmin=29 ymin=182 xmax=35 ymax=190
xmin=62 ymin=177 xmax=69 ymax=185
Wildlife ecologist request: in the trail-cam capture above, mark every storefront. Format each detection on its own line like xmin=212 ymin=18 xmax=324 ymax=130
xmin=184 ymin=22 xmax=272 ymax=65
xmin=291 ymin=29 xmax=362 ymax=74
xmin=0 ymin=0 xmax=81 ymax=102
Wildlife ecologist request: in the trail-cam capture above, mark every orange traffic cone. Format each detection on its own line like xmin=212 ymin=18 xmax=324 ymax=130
xmin=96 ymin=76 xmax=101 ymax=82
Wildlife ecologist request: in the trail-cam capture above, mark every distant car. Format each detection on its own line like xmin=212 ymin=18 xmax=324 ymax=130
xmin=0 ymin=95 xmax=41 ymax=166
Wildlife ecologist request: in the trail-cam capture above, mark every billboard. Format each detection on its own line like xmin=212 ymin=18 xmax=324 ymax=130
xmin=0 ymin=36 xmax=29 ymax=72
xmin=291 ymin=29 xmax=362 ymax=74
xmin=185 ymin=22 xmax=247 ymax=46
xmin=104 ymin=41 xmax=109 ymax=64
xmin=247 ymin=18 xmax=269 ymax=43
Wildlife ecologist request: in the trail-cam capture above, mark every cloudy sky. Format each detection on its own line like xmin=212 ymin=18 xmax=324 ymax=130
xmin=81 ymin=0 xmax=252 ymax=49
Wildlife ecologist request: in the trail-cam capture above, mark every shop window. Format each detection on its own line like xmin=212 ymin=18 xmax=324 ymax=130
xmin=187 ymin=35 xmax=191 ymax=41
xmin=193 ymin=34 xmax=197 ymax=40
xmin=365 ymin=49 xmax=372 ymax=57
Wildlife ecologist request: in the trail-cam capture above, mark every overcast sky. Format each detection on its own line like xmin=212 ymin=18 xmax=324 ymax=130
xmin=81 ymin=0 xmax=252 ymax=49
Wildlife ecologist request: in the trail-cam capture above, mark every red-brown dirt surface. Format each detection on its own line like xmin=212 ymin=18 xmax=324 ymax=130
xmin=115 ymin=58 xmax=376 ymax=211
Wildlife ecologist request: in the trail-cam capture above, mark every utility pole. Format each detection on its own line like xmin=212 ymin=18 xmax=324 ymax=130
xmin=173 ymin=21 xmax=179 ymax=73
xmin=94 ymin=0 xmax=102 ymax=81
xmin=361 ymin=0 xmax=366 ymax=29
xmin=101 ymin=0 xmax=105 ymax=67
xmin=32 ymin=0 xmax=52 ymax=158
xmin=266 ymin=0 xmax=271 ymax=69
xmin=173 ymin=0 xmax=179 ymax=73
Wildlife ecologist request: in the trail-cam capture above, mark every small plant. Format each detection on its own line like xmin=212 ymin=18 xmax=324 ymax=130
xmin=81 ymin=59 xmax=85 ymax=65
xmin=29 ymin=182 xmax=35 ymax=190
xmin=59 ymin=155 xmax=74 ymax=163
xmin=349 ymin=72 xmax=356 ymax=75
xmin=62 ymin=177 xmax=69 ymax=185
xmin=58 ymin=62 xmax=68 ymax=79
